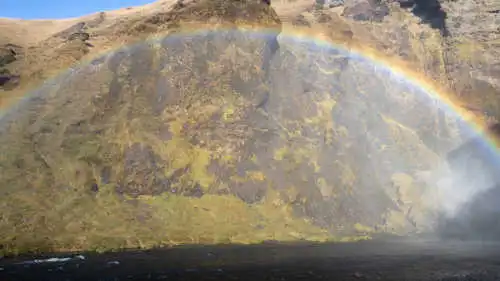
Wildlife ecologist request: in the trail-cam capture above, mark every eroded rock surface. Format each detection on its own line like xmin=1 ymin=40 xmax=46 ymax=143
xmin=0 ymin=0 xmax=499 ymax=255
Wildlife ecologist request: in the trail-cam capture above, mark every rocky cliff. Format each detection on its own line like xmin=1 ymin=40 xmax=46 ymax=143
xmin=0 ymin=0 xmax=498 ymax=256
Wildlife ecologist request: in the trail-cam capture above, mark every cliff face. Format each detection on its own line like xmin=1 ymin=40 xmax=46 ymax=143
xmin=441 ymin=0 xmax=500 ymax=119
xmin=314 ymin=0 xmax=500 ymax=120
xmin=0 ymin=0 xmax=498 ymax=255
xmin=310 ymin=0 xmax=500 ymax=236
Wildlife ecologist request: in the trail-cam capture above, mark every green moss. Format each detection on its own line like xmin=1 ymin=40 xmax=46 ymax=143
xmin=274 ymin=146 xmax=289 ymax=161
xmin=354 ymin=223 xmax=375 ymax=234
xmin=0 ymin=182 xmax=338 ymax=256
xmin=190 ymin=147 xmax=215 ymax=189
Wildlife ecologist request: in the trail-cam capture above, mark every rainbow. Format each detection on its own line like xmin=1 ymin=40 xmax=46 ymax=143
xmin=1 ymin=23 xmax=498 ymax=153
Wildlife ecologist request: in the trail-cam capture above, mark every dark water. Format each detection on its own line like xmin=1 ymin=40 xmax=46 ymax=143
xmin=2 ymin=239 xmax=500 ymax=281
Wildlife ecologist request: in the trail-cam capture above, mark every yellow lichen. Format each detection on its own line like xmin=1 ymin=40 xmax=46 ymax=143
xmin=247 ymin=171 xmax=266 ymax=182
xmin=354 ymin=223 xmax=374 ymax=233
xmin=190 ymin=147 xmax=215 ymax=189
xmin=274 ymin=146 xmax=289 ymax=161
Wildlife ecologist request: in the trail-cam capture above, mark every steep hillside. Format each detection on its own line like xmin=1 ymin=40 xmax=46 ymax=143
xmin=0 ymin=0 xmax=498 ymax=256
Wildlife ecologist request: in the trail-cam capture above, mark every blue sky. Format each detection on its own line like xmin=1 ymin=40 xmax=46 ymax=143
xmin=2 ymin=0 xmax=155 ymax=19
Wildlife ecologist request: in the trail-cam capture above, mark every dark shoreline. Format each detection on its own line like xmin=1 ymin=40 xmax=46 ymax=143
xmin=2 ymin=238 xmax=500 ymax=281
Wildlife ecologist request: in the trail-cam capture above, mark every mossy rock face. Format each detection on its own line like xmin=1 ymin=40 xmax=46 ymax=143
xmin=0 ymin=24 xmax=466 ymax=254
xmin=127 ymin=0 xmax=282 ymax=36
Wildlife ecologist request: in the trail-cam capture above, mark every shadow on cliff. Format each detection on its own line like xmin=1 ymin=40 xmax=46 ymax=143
xmin=397 ymin=0 xmax=449 ymax=36
xmin=436 ymin=184 xmax=500 ymax=241
xmin=436 ymin=123 xmax=500 ymax=240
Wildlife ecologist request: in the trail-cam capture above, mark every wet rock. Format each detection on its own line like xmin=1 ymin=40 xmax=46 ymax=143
xmin=446 ymin=123 xmax=500 ymax=186
xmin=438 ymin=123 xmax=500 ymax=240
xmin=437 ymin=184 xmax=500 ymax=241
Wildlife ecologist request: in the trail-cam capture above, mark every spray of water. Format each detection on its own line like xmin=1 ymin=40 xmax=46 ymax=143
xmin=427 ymin=126 xmax=500 ymax=240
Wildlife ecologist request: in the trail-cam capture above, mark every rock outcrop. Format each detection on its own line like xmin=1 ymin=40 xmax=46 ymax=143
xmin=68 ymin=32 xmax=90 ymax=42
xmin=314 ymin=0 xmax=498 ymax=123
xmin=440 ymin=0 xmax=500 ymax=120
xmin=0 ymin=43 xmax=22 ymax=90
xmin=342 ymin=0 xmax=390 ymax=22
xmin=53 ymin=22 xmax=87 ymax=40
